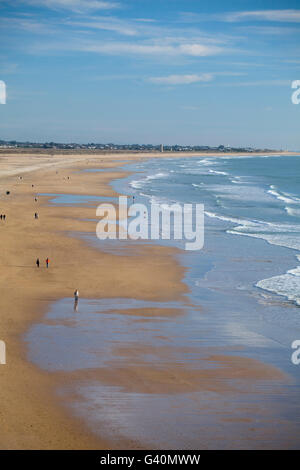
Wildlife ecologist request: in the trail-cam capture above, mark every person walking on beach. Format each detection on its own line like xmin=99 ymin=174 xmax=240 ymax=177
xmin=34 ymin=212 xmax=38 ymax=219
xmin=46 ymin=257 xmax=49 ymax=268
xmin=36 ymin=258 xmax=40 ymax=268
xmin=74 ymin=289 xmax=79 ymax=311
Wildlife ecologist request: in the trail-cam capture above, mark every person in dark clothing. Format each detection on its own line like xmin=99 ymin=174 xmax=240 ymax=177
xmin=46 ymin=257 xmax=49 ymax=268
xmin=36 ymin=258 xmax=40 ymax=268
xmin=74 ymin=289 xmax=79 ymax=311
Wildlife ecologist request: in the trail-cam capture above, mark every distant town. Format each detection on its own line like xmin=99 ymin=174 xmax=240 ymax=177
xmin=0 ymin=139 xmax=278 ymax=153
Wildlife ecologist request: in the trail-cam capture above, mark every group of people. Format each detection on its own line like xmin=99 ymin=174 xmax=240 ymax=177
xmin=31 ymin=175 xmax=79 ymax=308
xmin=36 ymin=257 xmax=49 ymax=268
xmin=0 ymin=214 xmax=6 ymax=220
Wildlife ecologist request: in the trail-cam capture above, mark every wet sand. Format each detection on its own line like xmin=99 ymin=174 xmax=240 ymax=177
xmin=0 ymin=152 xmax=295 ymax=449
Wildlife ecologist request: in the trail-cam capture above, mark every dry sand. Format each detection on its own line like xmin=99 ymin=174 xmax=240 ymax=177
xmin=0 ymin=152 xmax=290 ymax=449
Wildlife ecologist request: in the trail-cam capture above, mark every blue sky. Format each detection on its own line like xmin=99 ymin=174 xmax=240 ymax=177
xmin=0 ymin=0 xmax=300 ymax=149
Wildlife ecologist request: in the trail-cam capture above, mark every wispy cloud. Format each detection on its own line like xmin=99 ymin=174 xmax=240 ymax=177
xmin=148 ymin=71 xmax=245 ymax=85
xmin=0 ymin=81 xmax=6 ymax=104
xmin=236 ymin=25 xmax=300 ymax=35
xmin=79 ymin=42 xmax=223 ymax=57
xmin=223 ymin=10 xmax=300 ymax=23
xmin=66 ymin=18 xmax=138 ymax=36
xmin=0 ymin=16 xmax=56 ymax=34
xmin=221 ymin=79 xmax=291 ymax=87
xmin=23 ymin=0 xmax=120 ymax=12
xmin=149 ymin=73 xmax=213 ymax=85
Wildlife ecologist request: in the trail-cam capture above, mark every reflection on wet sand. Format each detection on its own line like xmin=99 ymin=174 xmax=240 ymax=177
xmin=25 ymin=297 xmax=300 ymax=449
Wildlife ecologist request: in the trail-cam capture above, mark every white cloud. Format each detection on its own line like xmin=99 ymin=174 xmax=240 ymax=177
xmin=0 ymin=81 xmax=6 ymax=104
xmin=80 ymin=42 xmax=222 ymax=57
xmin=221 ymin=79 xmax=291 ymax=87
xmin=0 ymin=17 xmax=56 ymax=34
xmin=66 ymin=18 xmax=138 ymax=36
xmin=149 ymin=73 xmax=213 ymax=85
xmin=25 ymin=0 xmax=120 ymax=11
xmin=178 ymin=44 xmax=220 ymax=56
xmin=237 ymin=25 xmax=300 ymax=35
xmin=134 ymin=18 xmax=157 ymax=23
xmin=224 ymin=10 xmax=300 ymax=23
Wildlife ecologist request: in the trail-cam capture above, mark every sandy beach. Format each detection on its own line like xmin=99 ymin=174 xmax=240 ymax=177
xmin=0 ymin=152 xmax=188 ymax=449
xmin=0 ymin=152 xmax=297 ymax=449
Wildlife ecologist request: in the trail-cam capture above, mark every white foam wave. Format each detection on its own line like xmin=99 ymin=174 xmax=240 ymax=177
xmin=256 ymin=274 xmax=300 ymax=306
xmin=285 ymin=206 xmax=300 ymax=217
xmin=230 ymin=176 xmax=248 ymax=184
xmin=130 ymin=180 xmax=143 ymax=189
xmin=208 ymin=169 xmax=228 ymax=176
xmin=146 ymin=172 xmax=169 ymax=181
xmin=196 ymin=158 xmax=218 ymax=166
xmin=268 ymin=185 xmax=300 ymax=205
xmin=129 ymin=172 xmax=169 ymax=190
xmin=206 ymin=209 xmax=300 ymax=251
xmin=205 ymin=211 xmax=250 ymax=226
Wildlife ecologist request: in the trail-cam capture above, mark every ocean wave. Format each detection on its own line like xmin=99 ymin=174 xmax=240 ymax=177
xmin=130 ymin=172 xmax=169 ymax=190
xmin=227 ymin=230 xmax=300 ymax=252
xmin=256 ymin=274 xmax=300 ymax=306
xmin=268 ymin=185 xmax=300 ymax=205
xmin=206 ymin=183 xmax=272 ymax=203
xmin=285 ymin=206 xmax=300 ymax=217
xmin=130 ymin=180 xmax=143 ymax=189
xmin=288 ymin=266 xmax=300 ymax=276
xmin=230 ymin=176 xmax=249 ymax=184
xmin=205 ymin=209 xmax=300 ymax=251
xmin=208 ymin=169 xmax=228 ymax=176
xmin=205 ymin=211 xmax=250 ymax=225
xmin=146 ymin=172 xmax=169 ymax=180
xmin=196 ymin=158 xmax=218 ymax=166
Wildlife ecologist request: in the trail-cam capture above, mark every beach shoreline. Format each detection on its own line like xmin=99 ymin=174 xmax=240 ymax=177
xmin=0 ymin=152 xmax=297 ymax=449
xmin=0 ymin=150 xmax=297 ymax=160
